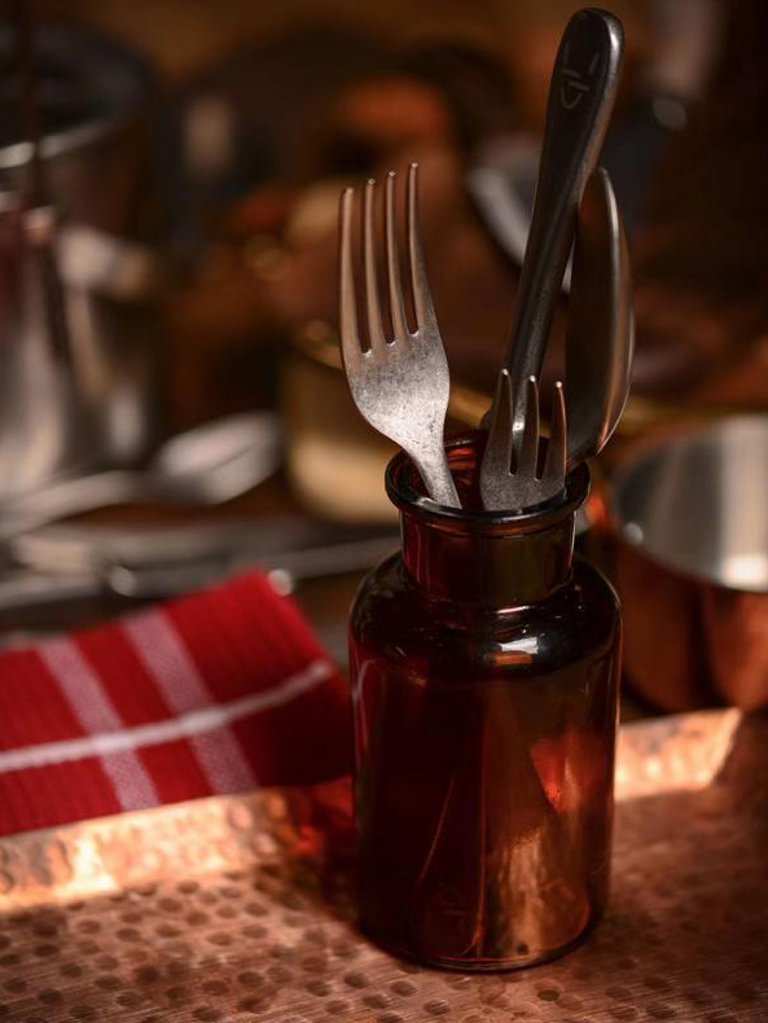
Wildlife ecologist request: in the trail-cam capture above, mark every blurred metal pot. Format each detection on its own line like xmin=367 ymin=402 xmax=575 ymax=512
xmin=0 ymin=203 xmax=169 ymax=500
xmin=0 ymin=23 xmax=168 ymax=483
xmin=610 ymin=415 xmax=768 ymax=711
xmin=0 ymin=21 xmax=155 ymax=234
xmin=0 ymin=200 xmax=86 ymax=499
xmin=57 ymin=222 xmax=169 ymax=469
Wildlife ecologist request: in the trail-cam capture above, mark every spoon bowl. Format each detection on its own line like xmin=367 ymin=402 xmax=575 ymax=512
xmin=0 ymin=411 xmax=281 ymax=543
xmin=566 ymin=167 xmax=634 ymax=467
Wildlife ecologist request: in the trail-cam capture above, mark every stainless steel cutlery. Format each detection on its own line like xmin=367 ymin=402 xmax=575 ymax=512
xmin=482 ymin=9 xmax=623 ymax=441
xmin=565 ymin=166 xmax=634 ymax=468
xmin=479 ymin=8 xmax=624 ymax=511
xmin=480 ymin=372 xmax=567 ymax=512
xmin=0 ymin=413 xmax=282 ymax=545
xmin=338 ymin=8 xmax=633 ymax=517
xmin=339 ymin=164 xmax=460 ymax=509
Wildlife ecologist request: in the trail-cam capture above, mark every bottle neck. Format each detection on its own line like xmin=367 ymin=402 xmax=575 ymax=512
xmin=400 ymin=510 xmax=576 ymax=606
xmin=387 ymin=435 xmax=589 ymax=607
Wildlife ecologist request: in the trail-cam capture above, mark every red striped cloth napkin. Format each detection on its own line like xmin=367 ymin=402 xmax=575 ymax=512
xmin=0 ymin=572 xmax=352 ymax=836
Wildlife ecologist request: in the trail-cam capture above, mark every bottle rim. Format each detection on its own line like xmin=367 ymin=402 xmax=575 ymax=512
xmin=385 ymin=432 xmax=590 ymax=536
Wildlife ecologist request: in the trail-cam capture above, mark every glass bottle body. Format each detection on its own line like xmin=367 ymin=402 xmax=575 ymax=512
xmin=348 ymin=440 xmax=622 ymax=970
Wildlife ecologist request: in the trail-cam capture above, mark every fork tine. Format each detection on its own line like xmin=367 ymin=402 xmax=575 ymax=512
xmin=516 ymin=376 xmax=540 ymax=478
xmin=488 ymin=369 xmax=514 ymax=469
xmin=338 ymin=187 xmax=361 ymax=370
xmin=363 ymin=178 xmax=387 ymax=351
xmin=543 ymin=380 xmax=567 ymax=486
xmin=406 ymin=163 xmax=437 ymax=332
xmin=385 ymin=171 xmax=409 ymax=339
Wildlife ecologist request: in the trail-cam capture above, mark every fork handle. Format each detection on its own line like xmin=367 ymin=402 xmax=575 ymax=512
xmin=502 ymin=9 xmax=623 ymax=427
xmin=414 ymin=449 xmax=461 ymax=509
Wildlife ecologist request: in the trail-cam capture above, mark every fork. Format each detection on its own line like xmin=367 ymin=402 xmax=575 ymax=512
xmin=338 ymin=164 xmax=460 ymax=509
xmin=479 ymin=370 xmax=566 ymax=512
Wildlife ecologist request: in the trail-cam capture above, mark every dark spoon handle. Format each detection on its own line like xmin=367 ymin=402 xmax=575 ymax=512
xmin=504 ymin=7 xmax=623 ymax=428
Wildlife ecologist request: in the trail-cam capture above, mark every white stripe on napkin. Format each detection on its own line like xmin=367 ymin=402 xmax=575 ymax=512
xmin=0 ymin=658 xmax=333 ymax=775
xmin=123 ymin=609 xmax=258 ymax=791
xmin=38 ymin=637 xmax=159 ymax=811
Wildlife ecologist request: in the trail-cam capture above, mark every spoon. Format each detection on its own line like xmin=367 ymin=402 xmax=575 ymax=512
xmin=0 ymin=412 xmax=281 ymax=543
xmin=481 ymin=7 xmax=623 ymax=451
xmin=566 ymin=166 xmax=633 ymax=467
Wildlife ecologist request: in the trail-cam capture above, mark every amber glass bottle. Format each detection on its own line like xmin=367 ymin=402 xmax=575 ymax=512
xmin=349 ymin=437 xmax=621 ymax=971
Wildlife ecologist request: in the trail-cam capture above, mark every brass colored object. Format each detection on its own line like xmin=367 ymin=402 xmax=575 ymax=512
xmin=1 ymin=710 xmax=764 ymax=1021
xmin=290 ymin=322 xmax=490 ymax=429
xmin=283 ymin=324 xmax=489 ymax=524
xmin=282 ymin=323 xmax=399 ymax=523
xmin=288 ymin=323 xmax=725 ymax=440
xmin=283 ymin=324 xmax=737 ymax=526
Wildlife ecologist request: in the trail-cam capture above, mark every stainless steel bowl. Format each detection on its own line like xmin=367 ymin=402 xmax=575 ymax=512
xmin=611 ymin=415 xmax=768 ymax=711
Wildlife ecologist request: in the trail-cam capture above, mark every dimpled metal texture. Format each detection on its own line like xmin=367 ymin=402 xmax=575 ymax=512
xmin=0 ymin=709 xmax=764 ymax=1023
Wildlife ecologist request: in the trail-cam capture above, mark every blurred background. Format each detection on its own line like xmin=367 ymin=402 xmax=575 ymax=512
xmin=2 ymin=0 xmax=767 ymax=713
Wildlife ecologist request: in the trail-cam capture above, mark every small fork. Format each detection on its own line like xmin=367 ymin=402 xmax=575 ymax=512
xmin=479 ymin=370 xmax=567 ymax=512
xmin=338 ymin=164 xmax=460 ymax=509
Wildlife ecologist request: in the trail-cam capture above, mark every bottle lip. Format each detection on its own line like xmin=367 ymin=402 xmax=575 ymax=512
xmin=385 ymin=432 xmax=590 ymax=535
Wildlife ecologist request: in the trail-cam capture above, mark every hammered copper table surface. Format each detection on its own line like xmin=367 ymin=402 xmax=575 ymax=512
xmin=0 ymin=709 xmax=763 ymax=1023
